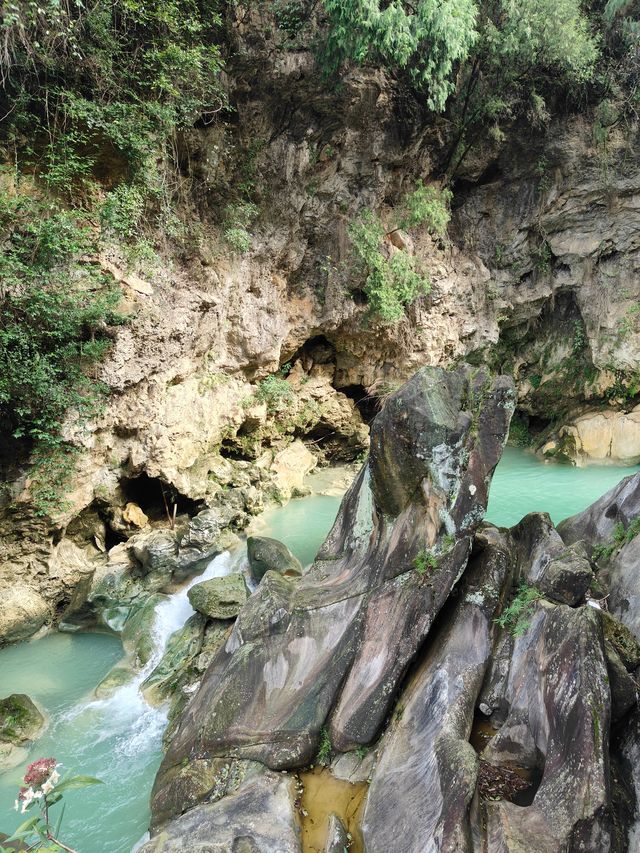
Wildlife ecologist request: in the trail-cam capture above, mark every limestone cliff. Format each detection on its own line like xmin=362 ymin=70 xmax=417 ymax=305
xmin=1 ymin=3 xmax=640 ymax=637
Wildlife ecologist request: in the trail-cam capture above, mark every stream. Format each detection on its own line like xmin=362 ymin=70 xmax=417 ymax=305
xmin=0 ymin=446 xmax=638 ymax=851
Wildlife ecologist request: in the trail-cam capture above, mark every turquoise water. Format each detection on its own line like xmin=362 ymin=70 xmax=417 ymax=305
xmin=253 ymin=493 xmax=344 ymax=567
xmin=0 ymin=447 xmax=638 ymax=851
xmin=486 ymin=446 xmax=638 ymax=528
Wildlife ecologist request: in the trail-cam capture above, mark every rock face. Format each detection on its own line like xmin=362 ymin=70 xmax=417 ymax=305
xmin=552 ymin=408 xmax=640 ymax=465
xmin=247 ymin=536 xmax=303 ymax=582
xmin=362 ymin=529 xmax=511 ymax=853
xmin=137 ymin=363 xmax=640 ymax=852
xmin=149 ymin=365 xmax=515 ymax=825
xmin=0 ymin=587 xmax=50 ymax=645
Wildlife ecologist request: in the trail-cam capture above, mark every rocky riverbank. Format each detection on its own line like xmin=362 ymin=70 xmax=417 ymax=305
xmin=135 ymin=364 xmax=640 ymax=852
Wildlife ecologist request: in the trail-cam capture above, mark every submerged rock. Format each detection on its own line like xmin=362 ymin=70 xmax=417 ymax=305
xmin=247 ymin=535 xmax=303 ymax=582
xmin=187 ymin=573 xmax=249 ymax=620
xmin=150 ymin=365 xmax=514 ymax=823
xmin=141 ymin=613 xmax=207 ymax=704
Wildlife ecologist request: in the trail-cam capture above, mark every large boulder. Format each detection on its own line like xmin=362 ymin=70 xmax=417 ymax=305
xmin=141 ymin=769 xmax=299 ymax=852
xmin=0 ymin=586 xmax=49 ymax=645
xmin=362 ymin=528 xmax=511 ymax=852
xmin=175 ymin=507 xmax=244 ymax=580
xmin=558 ymin=472 xmax=640 ymax=555
xmin=150 ymin=366 xmax=514 ymax=822
xmin=509 ymin=513 xmax=593 ymax=605
xmin=475 ymin=602 xmax=613 ymax=851
xmin=0 ymin=694 xmax=46 ymax=771
xmin=187 ymin=573 xmax=249 ymax=620
xmin=247 ymin=536 xmax=303 ymax=582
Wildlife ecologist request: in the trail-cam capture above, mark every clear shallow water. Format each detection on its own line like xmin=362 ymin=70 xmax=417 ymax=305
xmin=1 ymin=447 xmax=638 ymax=851
xmin=486 ymin=446 xmax=638 ymax=528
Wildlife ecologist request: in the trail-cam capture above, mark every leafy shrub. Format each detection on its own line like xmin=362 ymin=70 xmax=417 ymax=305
xmin=255 ymin=376 xmax=295 ymax=411
xmin=399 ymin=182 xmax=452 ymax=234
xmin=223 ymin=201 xmax=258 ymax=254
xmin=348 ymin=210 xmax=429 ymax=323
xmin=321 ymin=0 xmax=479 ymax=112
xmin=101 ymin=184 xmax=147 ymax=238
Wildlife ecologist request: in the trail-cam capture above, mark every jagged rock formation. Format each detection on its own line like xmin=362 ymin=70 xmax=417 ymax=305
xmin=144 ymin=365 xmax=640 ymax=852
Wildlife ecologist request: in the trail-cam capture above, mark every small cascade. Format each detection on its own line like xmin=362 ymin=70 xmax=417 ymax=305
xmin=67 ymin=551 xmax=235 ymax=738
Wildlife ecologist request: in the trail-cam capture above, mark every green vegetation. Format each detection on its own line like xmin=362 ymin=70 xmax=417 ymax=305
xmin=0 ymin=186 xmax=127 ymax=514
xmin=255 ymin=376 xmax=295 ymax=412
xmin=592 ymin=517 xmax=640 ymax=563
xmin=398 ymin=182 xmax=452 ymax=234
xmin=508 ymin=416 xmax=532 ymax=447
xmin=494 ymin=583 xmax=542 ymax=637
xmin=316 ymin=727 xmax=332 ymax=766
xmin=348 ymin=209 xmax=430 ymax=323
xmin=0 ymin=0 xmax=227 ymax=512
xmin=321 ymin=0 xmax=600 ymax=175
xmin=321 ymin=0 xmax=479 ymax=112
xmin=414 ymin=548 xmax=438 ymax=576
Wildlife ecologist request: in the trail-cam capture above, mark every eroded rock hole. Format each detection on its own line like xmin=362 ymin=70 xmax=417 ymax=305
xmin=470 ymin=710 xmax=543 ymax=806
xmin=120 ymin=473 xmax=201 ymax=521
xmin=286 ymin=334 xmax=336 ymax=373
xmin=342 ymin=384 xmax=379 ymax=424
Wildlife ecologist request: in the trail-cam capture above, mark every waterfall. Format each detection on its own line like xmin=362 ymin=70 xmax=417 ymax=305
xmin=64 ymin=550 xmax=235 ymax=756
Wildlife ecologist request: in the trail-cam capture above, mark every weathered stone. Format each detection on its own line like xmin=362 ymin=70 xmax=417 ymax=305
xmin=608 ymin=536 xmax=640 ymax=642
xmin=271 ymin=440 xmax=316 ymax=501
xmin=0 ymin=586 xmax=49 ymax=645
xmin=247 ymin=535 xmax=303 ymax=582
xmin=362 ymin=531 xmax=510 ymax=853
xmin=122 ymin=502 xmax=149 ymax=528
xmin=142 ymin=769 xmax=299 ymax=851
xmin=151 ymin=366 xmax=513 ymax=815
xmin=601 ymin=611 xmax=640 ymax=671
xmin=187 ymin=573 xmax=248 ymax=619
xmin=142 ymin=613 xmax=207 ymax=703
xmin=130 ymin=530 xmax=178 ymax=581
xmin=557 ymin=407 xmax=640 ymax=465
xmin=324 ymin=813 xmax=350 ymax=853
xmin=476 ymin=602 xmax=612 ymax=851
xmin=509 ymin=513 xmax=592 ymax=605
xmin=121 ymin=593 xmax=168 ymax=666
xmin=604 ymin=640 xmax=638 ymax=722
xmin=175 ymin=507 xmax=244 ymax=580
xmin=94 ymin=664 xmax=135 ymax=698
xmin=558 ymin=472 xmax=640 ymax=556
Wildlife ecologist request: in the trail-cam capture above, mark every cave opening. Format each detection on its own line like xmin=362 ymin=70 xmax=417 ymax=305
xmin=341 ymin=384 xmax=380 ymax=425
xmin=120 ymin=473 xmax=202 ymax=521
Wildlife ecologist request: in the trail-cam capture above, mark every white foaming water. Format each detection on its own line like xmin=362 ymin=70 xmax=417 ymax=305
xmin=64 ymin=550 xmax=235 ymax=757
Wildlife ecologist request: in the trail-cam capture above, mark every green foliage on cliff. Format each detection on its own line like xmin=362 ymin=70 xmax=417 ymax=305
xmin=320 ymin=0 xmax=600 ymax=173
xmin=0 ymin=0 xmax=225 ymax=187
xmin=0 ymin=0 xmax=226 ymax=507
xmin=321 ymin=0 xmax=479 ymax=112
xmin=348 ymin=210 xmax=430 ymax=323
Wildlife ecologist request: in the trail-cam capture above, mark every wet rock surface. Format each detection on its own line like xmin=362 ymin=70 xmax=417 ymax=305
xmin=0 ymin=694 xmax=46 ymax=771
xmin=247 ymin=535 xmax=303 ymax=582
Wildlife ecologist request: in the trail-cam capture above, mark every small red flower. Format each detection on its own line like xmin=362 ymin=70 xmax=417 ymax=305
xmin=24 ymin=757 xmax=57 ymax=787
xmin=17 ymin=786 xmax=29 ymax=801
